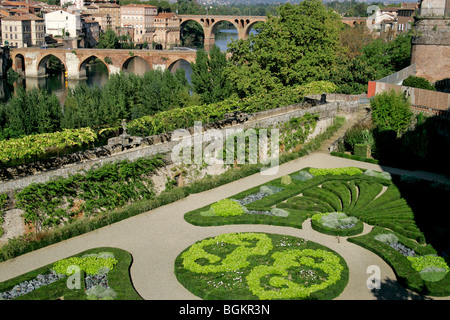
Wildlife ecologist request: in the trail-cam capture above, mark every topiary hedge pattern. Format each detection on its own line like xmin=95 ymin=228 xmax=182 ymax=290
xmin=175 ymin=232 xmax=348 ymax=300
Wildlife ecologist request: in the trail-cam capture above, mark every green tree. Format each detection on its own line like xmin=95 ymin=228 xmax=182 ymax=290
xmin=97 ymin=28 xmax=119 ymax=49
xmin=370 ymin=90 xmax=413 ymax=137
xmin=226 ymin=0 xmax=342 ymax=98
xmin=190 ymin=45 xmax=232 ymax=104
xmin=3 ymin=88 xmax=61 ymax=137
xmin=330 ymin=55 xmax=377 ymax=94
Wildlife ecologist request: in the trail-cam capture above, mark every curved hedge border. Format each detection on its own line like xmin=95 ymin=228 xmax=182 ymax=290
xmin=175 ymin=232 xmax=349 ymax=300
xmin=348 ymin=227 xmax=450 ymax=297
xmin=0 ymin=247 xmax=142 ymax=300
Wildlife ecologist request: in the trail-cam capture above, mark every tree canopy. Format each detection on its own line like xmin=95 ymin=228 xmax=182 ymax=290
xmin=226 ymin=0 xmax=342 ymax=98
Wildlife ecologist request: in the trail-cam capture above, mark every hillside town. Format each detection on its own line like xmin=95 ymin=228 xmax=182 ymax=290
xmin=0 ymin=0 xmax=418 ymax=49
xmin=0 ymin=0 xmax=181 ymax=49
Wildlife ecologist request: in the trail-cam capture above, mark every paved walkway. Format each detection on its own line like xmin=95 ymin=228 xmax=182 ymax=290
xmin=0 ymin=152 xmax=449 ymax=300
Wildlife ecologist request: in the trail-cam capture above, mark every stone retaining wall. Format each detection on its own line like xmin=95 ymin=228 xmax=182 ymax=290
xmin=0 ymin=99 xmax=359 ymax=195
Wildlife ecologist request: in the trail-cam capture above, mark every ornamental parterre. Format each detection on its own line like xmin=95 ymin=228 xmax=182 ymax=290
xmin=175 ymin=232 xmax=348 ymax=300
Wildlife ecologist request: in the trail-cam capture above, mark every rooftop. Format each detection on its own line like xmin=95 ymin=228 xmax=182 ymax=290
xmin=2 ymin=13 xmax=44 ymax=21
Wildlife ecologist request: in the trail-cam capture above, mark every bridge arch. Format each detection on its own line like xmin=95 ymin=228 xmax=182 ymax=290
xmin=13 ymin=53 xmax=25 ymax=76
xmin=37 ymin=54 xmax=67 ymax=77
xmin=78 ymin=55 xmax=110 ymax=79
xmin=180 ymin=19 xmax=205 ymax=48
xmin=122 ymin=55 xmax=152 ymax=75
xmin=168 ymin=58 xmax=193 ymax=83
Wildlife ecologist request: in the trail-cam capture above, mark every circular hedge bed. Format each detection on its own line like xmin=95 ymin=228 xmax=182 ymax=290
xmin=310 ymin=212 xmax=364 ymax=236
xmin=174 ymin=232 xmax=349 ymax=300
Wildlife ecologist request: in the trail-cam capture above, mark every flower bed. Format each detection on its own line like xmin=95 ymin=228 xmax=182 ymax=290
xmin=175 ymin=232 xmax=348 ymax=300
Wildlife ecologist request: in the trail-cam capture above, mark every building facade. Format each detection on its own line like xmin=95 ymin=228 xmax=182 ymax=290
xmin=2 ymin=13 xmax=45 ymax=48
xmin=44 ymin=9 xmax=82 ymax=38
xmin=120 ymin=3 xmax=157 ymax=44
xmin=153 ymin=12 xmax=180 ymax=49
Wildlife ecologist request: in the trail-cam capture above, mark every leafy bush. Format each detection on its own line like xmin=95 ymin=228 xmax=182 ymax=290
xmin=280 ymin=175 xmax=293 ymax=186
xmin=370 ymin=90 xmax=413 ymax=136
xmin=210 ymin=199 xmax=244 ymax=217
xmin=52 ymin=254 xmax=118 ymax=276
xmin=0 ymin=128 xmax=97 ymax=164
xmin=407 ymin=255 xmax=449 ymax=273
xmin=354 ymin=143 xmax=370 ymax=158
xmin=402 ymin=76 xmax=436 ymax=91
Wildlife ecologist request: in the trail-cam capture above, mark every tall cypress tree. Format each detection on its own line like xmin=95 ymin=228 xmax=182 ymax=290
xmin=190 ymin=45 xmax=231 ymax=104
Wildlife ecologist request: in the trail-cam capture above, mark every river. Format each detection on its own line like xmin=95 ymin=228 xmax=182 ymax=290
xmin=0 ymin=29 xmax=253 ymax=103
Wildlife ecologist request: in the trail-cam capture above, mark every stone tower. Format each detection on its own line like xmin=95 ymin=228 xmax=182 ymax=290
xmin=410 ymin=0 xmax=450 ymax=82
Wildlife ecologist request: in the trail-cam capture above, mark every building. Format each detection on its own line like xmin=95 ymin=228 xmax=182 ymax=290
xmin=397 ymin=2 xmax=418 ymax=34
xmin=153 ymin=12 xmax=180 ymax=49
xmin=83 ymin=3 xmax=121 ymax=31
xmin=44 ymin=9 xmax=82 ymax=38
xmin=60 ymin=0 xmax=84 ymax=10
xmin=120 ymin=3 xmax=157 ymax=44
xmin=82 ymin=15 xmax=99 ymax=47
xmin=2 ymin=13 xmax=45 ymax=48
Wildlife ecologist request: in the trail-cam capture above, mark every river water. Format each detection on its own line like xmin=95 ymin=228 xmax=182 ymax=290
xmin=0 ymin=29 xmax=250 ymax=103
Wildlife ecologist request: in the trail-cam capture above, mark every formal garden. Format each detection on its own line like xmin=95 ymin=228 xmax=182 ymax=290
xmin=2 ymin=166 xmax=448 ymax=300
xmin=179 ymin=167 xmax=450 ymax=299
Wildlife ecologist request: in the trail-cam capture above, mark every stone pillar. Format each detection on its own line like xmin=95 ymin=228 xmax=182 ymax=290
xmin=65 ymin=51 xmax=86 ymax=80
xmin=203 ymin=26 xmax=215 ymax=51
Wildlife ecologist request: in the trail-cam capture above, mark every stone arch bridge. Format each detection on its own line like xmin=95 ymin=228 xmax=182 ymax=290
xmin=10 ymin=48 xmax=198 ymax=80
xmin=179 ymin=15 xmax=266 ymax=50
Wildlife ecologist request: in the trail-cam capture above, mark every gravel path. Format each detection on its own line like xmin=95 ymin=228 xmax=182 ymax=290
xmin=0 ymin=152 xmax=449 ymax=300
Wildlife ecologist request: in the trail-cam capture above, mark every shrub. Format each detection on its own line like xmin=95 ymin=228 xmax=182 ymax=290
xmin=402 ymin=76 xmax=436 ymax=91
xmin=370 ymin=90 xmax=413 ymax=136
xmin=407 ymin=255 xmax=449 ymax=273
xmin=52 ymin=254 xmax=118 ymax=276
xmin=354 ymin=143 xmax=370 ymax=158
xmin=210 ymin=199 xmax=244 ymax=217
xmin=280 ymin=175 xmax=293 ymax=185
